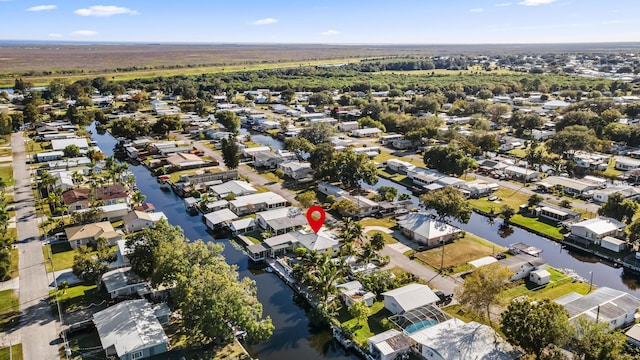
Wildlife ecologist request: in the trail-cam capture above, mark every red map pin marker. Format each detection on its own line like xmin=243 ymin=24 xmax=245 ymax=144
xmin=306 ymin=205 xmax=326 ymax=234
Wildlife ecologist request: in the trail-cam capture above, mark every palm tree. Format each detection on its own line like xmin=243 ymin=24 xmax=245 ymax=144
xmin=71 ymin=171 xmax=84 ymax=188
xmin=39 ymin=170 xmax=55 ymax=196
xmin=131 ymin=191 xmax=146 ymax=207
xmin=370 ymin=232 xmax=385 ymax=252
xmin=359 ymin=242 xmax=377 ymax=264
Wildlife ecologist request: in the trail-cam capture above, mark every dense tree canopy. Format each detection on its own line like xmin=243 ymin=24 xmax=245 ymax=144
xmin=420 ymin=186 xmax=472 ymax=224
xmin=423 ymin=145 xmax=477 ymax=176
xmin=597 ymin=192 xmax=638 ymax=224
xmin=456 ymin=263 xmax=513 ymax=324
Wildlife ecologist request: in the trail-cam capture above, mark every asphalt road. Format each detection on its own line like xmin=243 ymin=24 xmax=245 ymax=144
xmin=12 ymin=132 xmax=61 ymax=360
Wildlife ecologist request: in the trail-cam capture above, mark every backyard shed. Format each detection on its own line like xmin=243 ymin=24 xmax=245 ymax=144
xmin=601 ymin=236 xmax=626 ymax=253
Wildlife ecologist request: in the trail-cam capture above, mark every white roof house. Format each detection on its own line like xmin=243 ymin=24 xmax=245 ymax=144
xmin=556 ymin=287 xmax=640 ymax=329
xmin=382 ymin=283 xmax=440 ymax=314
xmin=368 ymin=329 xmax=412 ymax=360
xmin=570 ymin=217 xmax=626 ymax=244
xmin=292 ymin=229 xmax=341 ymax=255
xmin=93 ymin=299 xmax=169 ymax=360
xmin=228 ymin=192 xmax=288 ymax=216
xmin=397 ymin=213 xmax=462 ymax=247
xmin=203 ymin=208 xmax=238 ymax=229
xmin=409 ymin=318 xmax=521 ymax=360
xmin=52 ymin=170 xmax=75 ymax=192
xmin=209 ymin=180 xmax=257 ymax=198
xmin=51 ymin=138 xmax=89 ymax=151
xmin=256 ymin=207 xmax=307 ymax=235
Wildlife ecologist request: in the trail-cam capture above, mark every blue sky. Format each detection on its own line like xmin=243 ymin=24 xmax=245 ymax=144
xmin=1 ymin=0 xmax=639 ymax=44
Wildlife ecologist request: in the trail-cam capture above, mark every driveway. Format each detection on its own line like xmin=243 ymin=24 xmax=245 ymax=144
xmin=12 ymin=132 xmax=61 ymax=360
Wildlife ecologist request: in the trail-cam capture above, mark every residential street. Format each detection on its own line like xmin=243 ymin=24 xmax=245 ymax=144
xmin=12 ymin=132 xmax=61 ymax=360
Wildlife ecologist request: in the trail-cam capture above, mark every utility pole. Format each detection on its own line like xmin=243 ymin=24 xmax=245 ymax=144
xmin=48 ymin=245 xmax=70 ymax=359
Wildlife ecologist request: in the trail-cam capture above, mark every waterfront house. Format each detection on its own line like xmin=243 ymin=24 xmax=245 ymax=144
xmin=229 ymin=218 xmax=256 ymax=235
xmin=498 ymin=253 xmax=548 ymax=282
xmin=203 ymin=208 xmax=238 ymax=230
xmin=93 ymin=299 xmax=169 ymax=360
xmin=570 ymin=217 xmax=626 ymax=245
xmin=368 ymin=329 xmax=412 ymax=360
xmin=122 ymin=210 xmax=167 ymax=233
xmin=409 ymin=318 xmax=522 ymax=360
xmin=100 ymin=267 xmax=150 ymax=299
xmin=537 ymin=176 xmax=600 ymax=198
xmin=626 ymin=324 xmax=640 ymax=348
xmin=460 ymin=180 xmax=499 ymax=198
xmin=203 ymin=199 xmax=229 ymax=213
xmin=294 ymin=229 xmax=341 ymax=255
xmin=397 ymin=213 xmax=461 ymax=247
xmin=228 ymin=192 xmax=288 ymax=216
xmin=533 ymin=202 xmax=580 ymax=223
xmin=556 ymin=287 xmax=640 ymax=329
xmin=210 ymin=180 xmax=257 ymax=199
xmin=338 ymin=280 xmax=376 ymax=307
xmin=255 ymin=207 xmax=307 ymax=235
xmin=246 ymin=229 xmax=340 ymax=260
xmin=382 ymin=283 xmax=440 ymax=314
xmin=64 ymin=221 xmax=123 ymax=249
xmin=94 ymin=185 xmax=129 ymax=206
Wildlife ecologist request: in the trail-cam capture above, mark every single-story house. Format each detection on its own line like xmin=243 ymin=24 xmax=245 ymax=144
xmin=203 ymin=208 xmax=238 ymax=230
xmin=386 ymin=159 xmax=415 ymax=174
xmin=51 ymin=138 xmax=89 ymax=151
xmin=593 ymin=186 xmax=640 ymax=203
xmin=570 ymin=217 xmax=626 ymax=245
xmin=293 ymin=229 xmax=341 ymax=255
xmin=166 ymin=153 xmax=204 ymax=168
xmin=601 ymin=236 xmax=626 ymax=253
xmin=203 ymin=199 xmax=229 ymax=213
xmin=229 ymin=218 xmax=256 ymax=235
xmin=504 ymin=165 xmax=540 ymax=182
xmin=537 ymin=176 xmax=600 ymax=198
xmin=62 ymin=188 xmax=91 ymax=211
xmin=246 ymin=229 xmax=341 ymax=260
xmin=338 ymin=280 xmax=376 ymax=307
xmin=255 ymin=207 xmax=307 ymax=235
xmin=100 ymin=267 xmax=150 ymax=299
xmin=76 ymin=203 xmax=130 ymax=222
xmin=123 ymin=210 xmax=167 ymax=233
xmin=278 ymin=161 xmax=313 ymax=180
xmin=351 ymin=127 xmax=382 ymax=138
xmin=498 ymin=253 xmax=548 ymax=282
xmin=368 ymin=329 xmax=413 ymax=360
xmin=615 ymin=157 xmax=640 ymax=171
xmin=533 ymin=202 xmax=580 ymax=223
xmin=52 ymin=170 xmax=75 ymax=192
xmin=93 ymin=299 xmax=169 ymax=360
xmin=626 ymin=323 xmax=640 ymax=348
xmin=209 ymin=180 xmax=257 ymax=199
xmin=397 ymin=213 xmax=461 ymax=247
xmin=338 ymin=121 xmax=360 ymax=132
xmin=94 ymin=184 xmax=129 ymax=206
xmin=382 ymin=283 xmax=440 ymax=314
xmin=409 ymin=318 xmax=522 ymax=360
xmin=64 ymin=221 xmax=123 ymax=249
xmin=460 ymin=180 xmax=499 ymax=198
xmin=35 ymin=151 xmax=65 ymax=162
xmin=228 ymin=192 xmax=288 ymax=216
xmin=556 ymin=287 xmax=640 ymax=329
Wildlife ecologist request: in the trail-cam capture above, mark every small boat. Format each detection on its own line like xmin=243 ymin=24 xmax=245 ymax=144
xmin=265 ymin=267 xmax=274 ymax=273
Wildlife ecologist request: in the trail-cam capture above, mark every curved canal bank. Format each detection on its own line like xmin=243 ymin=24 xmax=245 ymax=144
xmin=363 ymin=177 xmax=640 ymax=297
xmin=89 ymin=124 xmax=359 ymax=360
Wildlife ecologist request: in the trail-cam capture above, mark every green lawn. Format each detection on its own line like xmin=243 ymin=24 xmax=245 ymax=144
xmin=0 ymin=343 xmax=23 ymax=360
xmin=337 ymin=301 xmax=392 ymax=348
xmin=414 ymin=233 xmax=505 ymax=272
xmin=42 ymin=243 xmax=118 ymax=272
xmin=243 ymin=230 xmax=263 ymax=244
xmin=468 ymin=187 xmax=530 ymax=214
xmin=509 ymin=214 xmax=563 ymax=240
xmin=366 ymin=230 xmax=397 ymax=244
xmin=502 ymin=267 xmax=591 ymax=301
xmin=0 ymin=147 xmax=12 ymax=158
xmin=50 ymin=284 xmax=104 ymax=314
xmin=0 ymin=290 xmax=19 ymax=332
xmin=360 ymin=217 xmax=397 ymax=229
xmin=8 ymin=248 xmax=18 ymax=279
xmin=594 ymin=158 xmax=623 ymax=179
xmin=0 ymin=166 xmax=13 ymax=187
xmin=257 ymin=170 xmax=283 ymax=184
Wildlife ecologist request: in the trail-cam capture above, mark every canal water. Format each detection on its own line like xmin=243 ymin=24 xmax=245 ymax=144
xmin=89 ymin=124 xmax=357 ymax=360
xmin=363 ymin=177 xmax=640 ymax=297
xmin=239 ymin=128 xmax=285 ymax=150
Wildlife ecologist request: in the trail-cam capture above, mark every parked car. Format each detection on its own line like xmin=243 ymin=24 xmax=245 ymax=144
xmin=434 ymin=290 xmax=453 ymax=306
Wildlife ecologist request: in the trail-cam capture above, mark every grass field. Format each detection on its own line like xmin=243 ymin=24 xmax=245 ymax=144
xmin=366 ymin=230 xmax=398 ymax=244
xmin=8 ymin=248 xmax=18 ymax=279
xmin=468 ymin=187 xmax=530 ymax=214
xmin=42 ymin=243 xmax=118 ymax=272
xmin=502 ymin=267 xmax=591 ymax=301
xmin=0 ymin=166 xmax=13 ymax=187
xmin=0 ymin=290 xmax=19 ymax=332
xmin=509 ymin=214 xmax=563 ymax=240
xmin=414 ymin=232 xmax=505 ymax=271
xmin=337 ymin=301 xmax=392 ymax=348
xmin=50 ymin=283 xmax=104 ymax=314
xmin=375 ymin=65 xmax=515 ymax=76
xmin=0 ymin=343 xmax=23 ymax=360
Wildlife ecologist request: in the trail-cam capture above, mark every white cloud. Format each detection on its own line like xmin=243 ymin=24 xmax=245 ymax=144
xmin=470 ymin=8 xmax=484 ymax=12
xmin=72 ymin=30 xmax=98 ymax=36
xmin=495 ymin=2 xmax=512 ymax=6
xmin=48 ymin=33 xmax=62 ymax=38
xmin=518 ymin=0 xmax=556 ymax=6
xmin=251 ymin=18 xmax=278 ymax=25
xmin=26 ymin=4 xmax=56 ymax=12
xmin=74 ymin=5 xmax=138 ymax=17
xmin=320 ymin=29 xmax=340 ymax=35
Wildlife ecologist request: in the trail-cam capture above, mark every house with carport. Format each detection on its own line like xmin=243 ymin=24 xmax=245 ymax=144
xmin=569 ymin=217 xmax=626 ymax=246
xmin=397 ymin=213 xmax=461 ymax=247
xmin=382 ymin=283 xmax=440 ymax=315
